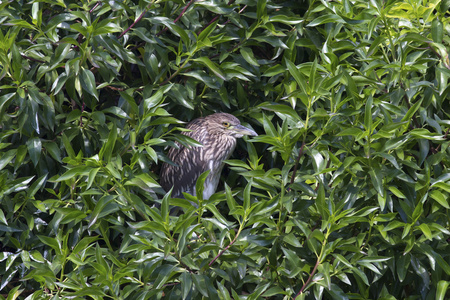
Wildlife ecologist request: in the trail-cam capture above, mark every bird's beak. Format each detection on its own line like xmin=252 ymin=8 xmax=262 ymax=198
xmin=230 ymin=124 xmax=258 ymax=138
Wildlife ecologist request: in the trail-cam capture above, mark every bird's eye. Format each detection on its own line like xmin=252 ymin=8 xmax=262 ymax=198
xmin=222 ymin=122 xmax=230 ymax=127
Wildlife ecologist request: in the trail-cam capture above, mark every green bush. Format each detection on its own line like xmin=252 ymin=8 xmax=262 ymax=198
xmin=0 ymin=0 xmax=449 ymax=299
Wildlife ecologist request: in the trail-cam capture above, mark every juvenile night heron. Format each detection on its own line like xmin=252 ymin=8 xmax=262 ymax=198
xmin=160 ymin=113 xmax=257 ymax=199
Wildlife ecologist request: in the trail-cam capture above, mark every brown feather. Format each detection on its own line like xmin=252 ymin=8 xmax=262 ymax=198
xmin=160 ymin=113 xmax=257 ymax=199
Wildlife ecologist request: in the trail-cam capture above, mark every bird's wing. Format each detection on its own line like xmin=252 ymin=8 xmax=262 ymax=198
xmin=175 ymin=145 xmax=208 ymax=196
xmin=161 ymin=117 xmax=210 ymax=197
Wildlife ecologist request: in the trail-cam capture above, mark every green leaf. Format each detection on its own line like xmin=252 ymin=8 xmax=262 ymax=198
xmin=198 ymin=20 xmax=218 ymax=42
xmin=153 ymin=264 xmax=178 ymax=289
xmin=388 ymin=186 xmax=406 ymax=199
xmin=260 ymin=103 xmax=301 ymax=121
xmin=191 ymin=274 xmax=209 ymax=297
xmin=70 ymin=236 xmax=98 ymax=258
xmin=26 ymin=138 xmax=42 ymax=167
xmin=28 ymin=175 xmax=47 ymax=198
xmin=432 ymin=18 xmax=444 ymax=43
xmin=62 ymin=133 xmax=76 ymax=159
xmin=55 ymin=166 xmax=90 ymax=182
xmin=262 ymin=64 xmax=285 ymax=77
xmin=225 ymin=183 xmax=237 ymax=212
xmin=5 ymin=284 xmax=22 ymax=300
xmin=194 ymin=57 xmax=226 ymax=80
xmin=336 ymin=127 xmax=364 ymax=137
xmin=257 ymin=0 xmax=267 ymax=20
xmin=151 ymin=17 xmax=190 ymax=46
xmin=87 ymin=167 xmax=100 ymax=189
xmin=364 ymin=96 xmax=373 ymax=132
xmin=45 ymin=142 xmax=62 ymax=163
xmin=0 ymin=149 xmax=16 ymax=171
xmin=401 ymin=98 xmax=422 ymax=122
xmin=217 ymin=280 xmax=232 ymax=300
xmin=307 ymin=14 xmax=345 ymax=27
xmin=181 ymin=272 xmax=193 ymax=299
xmin=418 ymin=223 xmax=433 ymax=240
xmin=80 ymin=68 xmax=99 ymax=100
xmin=243 ymin=181 xmax=251 ymax=213
xmin=412 ymin=202 xmax=423 ymax=222
xmin=369 ymin=166 xmax=384 ymax=197
xmin=240 ymin=47 xmax=260 ymax=67
xmin=161 ymin=188 xmax=170 ymax=223
xmin=286 ymin=59 xmax=309 ymax=95
xmin=37 ymin=235 xmax=61 ymax=254
xmin=88 ymin=195 xmax=116 ymax=229
xmin=430 ymin=190 xmax=450 ymax=209
xmin=195 ymin=170 xmax=210 ymax=201
xmin=436 ymin=280 xmax=449 ymax=300
xmin=0 ymin=209 xmax=7 ymax=225
xmin=315 ymin=184 xmax=327 ymax=218
xmin=99 ymin=123 xmax=117 ymax=162
xmin=269 ymin=15 xmax=303 ymax=25
xmin=103 ymin=107 xmax=129 ymax=119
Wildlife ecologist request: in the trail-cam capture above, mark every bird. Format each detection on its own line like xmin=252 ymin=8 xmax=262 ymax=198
xmin=160 ymin=112 xmax=257 ymax=200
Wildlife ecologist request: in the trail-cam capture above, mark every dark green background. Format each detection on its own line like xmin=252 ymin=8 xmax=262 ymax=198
xmin=0 ymin=0 xmax=449 ymax=299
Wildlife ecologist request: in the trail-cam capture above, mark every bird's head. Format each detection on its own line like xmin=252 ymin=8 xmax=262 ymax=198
xmin=206 ymin=113 xmax=258 ymax=138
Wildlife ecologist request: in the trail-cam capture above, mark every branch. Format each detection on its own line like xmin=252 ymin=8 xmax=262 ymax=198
xmin=403 ymin=95 xmax=421 ymax=129
xmin=158 ymin=1 xmax=245 ymax=84
xmin=222 ymin=4 xmax=247 ymax=26
xmin=209 ymin=243 xmax=232 ymax=266
xmin=289 ymin=141 xmax=306 ymax=186
xmin=427 ymin=45 xmax=450 ymax=69
xmin=197 ymin=0 xmax=236 ymax=35
xmin=295 ymin=257 xmax=320 ymax=297
xmin=159 ymin=55 xmax=192 ymax=86
xmin=209 ymin=225 xmax=241 ymax=266
xmin=21 ymin=54 xmax=45 ymax=64
xmin=90 ymin=1 xmax=101 ymax=13
xmin=119 ymin=1 xmax=155 ymax=39
xmin=209 ymin=234 xmax=237 ymax=266
xmin=156 ymin=0 xmax=196 ymax=36
xmin=295 ymin=219 xmax=326 ymax=298
xmin=432 ymin=127 xmax=450 ymax=154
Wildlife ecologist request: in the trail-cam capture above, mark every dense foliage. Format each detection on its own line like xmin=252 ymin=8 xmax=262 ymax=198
xmin=1 ymin=0 xmax=450 ymax=299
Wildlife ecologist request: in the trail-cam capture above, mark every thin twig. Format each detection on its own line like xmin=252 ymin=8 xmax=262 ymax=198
xmin=90 ymin=1 xmax=101 ymax=13
xmin=198 ymin=15 xmax=220 ymax=35
xmin=80 ymin=102 xmax=85 ymax=127
xmin=296 ymin=258 xmax=320 ymax=297
xmin=197 ymin=0 xmax=236 ymax=35
xmin=289 ymin=141 xmax=306 ymax=186
xmin=222 ymin=4 xmax=247 ymax=26
xmin=432 ymin=127 xmax=450 ymax=153
xmin=209 ymin=233 xmax=238 ymax=266
xmin=404 ymin=96 xmax=421 ymax=129
xmin=21 ymin=54 xmax=45 ymax=64
xmin=210 ymin=41 xmax=243 ymax=59
xmin=158 ymin=0 xmax=243 ymax=84
xmin=156 ymin=0 xmax=196 ymax=36
xmin=119 ymin=1 xmax=155 ymax=39
xmin=427 ymin=45 xmax=450 ymax=69
xmin=159 ymin=56 xmax=191 ymax=86
xmin=104 ymin=85 xmax=126 ymax=91
xmin=295 ymin=215 xmax=326 ymax=297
